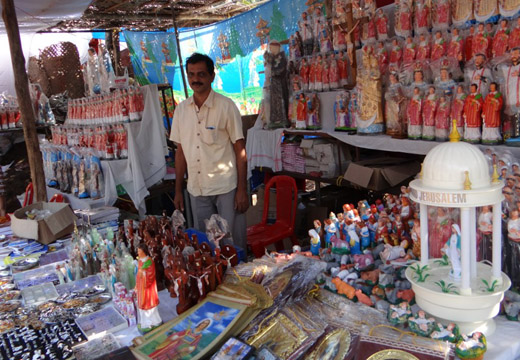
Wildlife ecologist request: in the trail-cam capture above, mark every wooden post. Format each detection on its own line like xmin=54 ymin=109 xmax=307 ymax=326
xmin=2 ymin=0 xmax=47 ymax=202
xmin=170 ymin=1 xmax=189 ymax=98
xmin=345 ymin=3 xmax=357 ymax=86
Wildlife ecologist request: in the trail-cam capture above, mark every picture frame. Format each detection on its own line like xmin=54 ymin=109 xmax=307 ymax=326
xmin=132 ymin=297 xmax=248 ymax=360
xmin=211 ymin=337 xmax=253 ymax=360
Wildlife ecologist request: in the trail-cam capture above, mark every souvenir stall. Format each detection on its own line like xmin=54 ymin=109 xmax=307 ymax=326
xmin=4 ymin=0 xmax=520 ymax=359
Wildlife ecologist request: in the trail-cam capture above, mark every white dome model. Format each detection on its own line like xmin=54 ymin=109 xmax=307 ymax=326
xmin=421 ymin=141 xmax=490 ymax=190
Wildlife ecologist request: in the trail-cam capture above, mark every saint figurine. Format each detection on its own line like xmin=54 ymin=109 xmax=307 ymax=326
xmin=264 ymin=40 xmax=289 ymax=129
xmin=135 ymin=244 xmax=162 ymax=333
xmin=435 ymin=93 xmax=451 ymax=141
xmin=432 ymin=0 xmax=451 ymax=31
xmin=465 ymin=53 xmax=493 ymax=98
xmin=451 ymin=85 xmax=467 ymax=138
xmin=376 ymin=41 xmax=389 ymax=77
xmin=385 ymin=73 xmax=408 ymax=139
xmin=375 ymin=8 xmax=389 ymax=41
xmin=334 ymin=91 xmax=350 ymax=130
xmin=395 ymin=1 xmax=412 ymax=38
xmin=414 ymin=0 xmax=431 ymax=35
xmin=510 ymin=18 xmax=520 ymax=50
xmin=403 ymin=37 xmax=416 ymax=66
xmin=431 ymin=207 xmax=453 ymax=258
xmin=356 ymin=50 xmax=384 ymax=134
xmin=299 ymin=11 xmax=314 ymax=56
xmin=482 ymin=82 xmax=503 ymax=144
xmin=389 ymin=38 xmax=403 ymax=68
xmin=416 ymin=33 xmax=431 ymax=61
xmin=329 ymin=53 xmax=340 ymax=89
xmin=431 ymin=31 xmax=447 ymax=62
xmin=306 ymin=93 xmax=321 ymax=130
xmin=465 ymin=26 xmax=476 ymax=62
xmin=434 ymin=66 xmax=456 ymax=94
xmin=472 ymin=23 xmax=490 ymax=59
xmin=493 ymin=19 xmax=510 ymax=59
xmin=422 ymin=86 xmax=438 ymax=141
xmin=501 ymin=48 xmax=520 ymax=142
xmin=407 ymin=87 xmax=423 ymax=140
xmin=338 ymin=51 xmax=349 ymax=87
xmin=447 ymin=28 xmax=464 ymax=62
xmin=295 ymin=93 xmax=307 ymax=130
xmin=300 ymin=57 xmax=310 ymax=91
xmin=463 ymin=83 xmax=484 ymax=143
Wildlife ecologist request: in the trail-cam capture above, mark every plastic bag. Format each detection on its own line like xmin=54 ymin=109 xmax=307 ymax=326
xmin=205 ymin=214 xmax=231 ymax=248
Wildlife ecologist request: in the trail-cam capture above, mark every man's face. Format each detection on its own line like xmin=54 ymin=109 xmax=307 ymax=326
xmin=187 ymin=62 xmax=214 ymax=94
xmin=490 ymin=83 xmax=496 ymax=92
xmin=512 ymin=49 xmax=520 ymax=64
xmin=475 ymin=55 xmax=485 ymax=67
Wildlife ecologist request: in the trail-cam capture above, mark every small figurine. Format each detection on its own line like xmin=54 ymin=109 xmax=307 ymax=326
xmin=432 ymin=0 xmax=451 ymax=31
xmin=295 ymin=93 xmax=307 ymax=129
xmin=448 ymin=28 xmax=464 ymax=62
xmin=422 ymin=86 xmax=437 ymax=141
xmin=414 ymin=0 xmax=431 ymax=35
xmin=455 ymin=332 xmax=487 ymax=360
xmin=376 ymin=41 xmax=389 ymax=76
xmin=338 ymin=51 xmax=349 ymax=87
xmin=403 ymin=36 xmax=416 ymax=66
xmin=451 ymin=85 xmax=467 ymax=138
xmin=375 ymin=8 xmax=388 ymax=41
xmin=510 ymin=17 xmax=520 ymax=50
xmin=395 ymin=1 xmax=412 ymax=38
xmin=492 ymin=19 xmax=510 ymax=59
xmin=472 ymin=23 xmax=490 ymax=59
xmin=430 ymin=31 xmax=447 ymax=61
xmin=385 ymin=72 xmax=407 ymax=139
xmin=328 ymin=53 xmax=340 ymax=89
xmin=416 ymin=33 xmax=431 ymax=61
xmin=309 ymin=229 xmax=320 ymax=256
xmin=389 ymin=38 xmax=402 ymax=68
xmin=463 ymin=83 xmax=484 ymax=143
xmin=434 ymin=93 xmax=451 ymax=141
xmin=299 ymin=57 xmax=310 ymax=91
xmin=408 ymin=310 xmax=436 ymax=337
xmin=334 ymin=91 xmax=350 ymax=131
xmin=299 ymin=11 xmax=314 ymax=56
xmin=387 ymin=301 xmax=412 ymax=325
xmin=442 ymin=224 xmax=462 ymax=280
xmin=407 ymin=87 xmax=423 ymax=140
xmin=431 ymin=322 xmax=460 ymax=342
xmin=135 ymin=244 xmax=162 ymax=333
xmin=306 ymin=93 xmax=321 ymax=130
xmin=465 ymin=53 xmax=493 ymax=98
xmin=481 ymin=82 xmax=503 ymax=144
xmin=264 ymin=40 xmax=289 ymax=129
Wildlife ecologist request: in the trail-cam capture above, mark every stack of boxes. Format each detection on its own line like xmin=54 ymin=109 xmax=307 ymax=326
xmin=299 ymin=138 xmax=350 ymax=178
xmin=113 ymin=282 xmax=137 ymax=326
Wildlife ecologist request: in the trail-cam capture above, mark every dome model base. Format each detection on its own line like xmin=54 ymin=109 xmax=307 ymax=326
xmin=406 ymin=260 xmax=511 ymax=336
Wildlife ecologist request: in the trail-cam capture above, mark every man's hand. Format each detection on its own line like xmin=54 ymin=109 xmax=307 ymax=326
xmin=174 ymin=192 xmax=184 ymax=211
xmin=234 ymin=188 xmax=249 ymax=213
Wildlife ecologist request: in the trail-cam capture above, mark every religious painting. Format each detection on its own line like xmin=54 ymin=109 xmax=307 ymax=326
xmin=475 ymin=0 xmax=498 ymax=21
xmin=133 ymin=299 xmax=247 ymax=360
xmin=246 ymin=313 xmax=307 ymax=359
xmin=263 ymin=270 xmax=292 ymax=299
xmin=307 ymin=328 xmax=352 ymax=360
xmin=210 ymin=337 xmax=252 ymax=360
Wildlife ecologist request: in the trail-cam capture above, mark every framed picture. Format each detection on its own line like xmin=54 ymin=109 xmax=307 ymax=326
xmin=133 ymin=298 xmax=247 ymax=360
xmin=211 ymin=337 xmax=252 ymax=360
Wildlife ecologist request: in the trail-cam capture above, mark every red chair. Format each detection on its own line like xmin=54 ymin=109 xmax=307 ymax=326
xmin=247 ymin=175 xmax=299 ymax=258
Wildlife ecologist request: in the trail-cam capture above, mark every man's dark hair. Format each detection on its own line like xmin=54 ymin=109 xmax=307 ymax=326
xmin=186 ymin=53 xmax=214 ymax=75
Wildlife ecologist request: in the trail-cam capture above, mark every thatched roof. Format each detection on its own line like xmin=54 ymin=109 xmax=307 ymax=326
xmin=45 ymin=0 xmax=269 ymax=32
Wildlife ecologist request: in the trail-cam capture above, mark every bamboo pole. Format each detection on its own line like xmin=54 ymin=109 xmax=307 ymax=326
xmin=2 ymin=0 xmax=47 ymax=202
xmin=170 ymin=2 xmax=189 ymax=98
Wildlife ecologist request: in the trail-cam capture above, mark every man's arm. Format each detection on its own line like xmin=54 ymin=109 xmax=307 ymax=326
xmin=174 ymin=144 xmax=187 ymax=211
xmin=233 ymin=139 xmax=249 ymax=213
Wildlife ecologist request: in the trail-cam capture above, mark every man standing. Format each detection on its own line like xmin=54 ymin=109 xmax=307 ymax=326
xmin=170 ymin=53 xmax=248 ymax=252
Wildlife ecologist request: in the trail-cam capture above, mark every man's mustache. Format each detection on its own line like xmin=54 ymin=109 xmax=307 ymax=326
xmin=191 ymin=82 xmax=203 ymax=86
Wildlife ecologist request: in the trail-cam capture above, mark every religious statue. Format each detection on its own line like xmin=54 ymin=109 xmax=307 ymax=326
xmin=389 ymin=38 xmax=403 ymax=68
xmin=306 ymin=93 xmax=321 ymax=130
xmin=432 ymin=0 xmax=451 ymax=31
xmin=492 ymin=19 xmax=510 ymax=59
xmin=478 ymin=205 xmax=493 ymax=261
xmin=322 ymin=58 xmax=330 ymax=92
xmin=510 ymin=18 xmax=520 ymax=50
xmin=434 ymin=64 xmax=456 ymax=94
xmin=465 ymin=26 xmax=476 ymax=62
xmin=403 ymin=37 xmax=416 ymax=66
xmin=431 ymin=207 xmax=453 ymax=258
xmin=338 ymin=51 xmax=349 ymax=87
xmin=334 ymin=91 xmax=350 ymax=130
xmin=463 ymin=83 xmax=484 ymax=143
xmin=442 ymin=224 xmax=462 ymax=279
xmin=387 ymin=301 xmax=412 ymax=325
xmin=482 ymin=82 xmax=503 ymax=144
xmin=455 ymin=332 xmax=487 ymax=360
xmin=407 ymin=87 xmax=423 ymax=141
xmin=264 ymin=40 xmax=289 ymax=129
xmin=348 ymin=91 xmax=359 ymax=130
xmin=414 ymin=0 xmax=431 ymax=35
xmin=508 ymin=209 xmax=520 ymax=289
xmin=416 ymin=33 xmax=431 ymax=61
xmin=472 ymin=23 xmax=490 ymax=59
xmin=375 ymin=8 xmax=388 ymax=41
xmin=448 ymin=28 xmax=464 ymax=62
xmin=422 ymin=86 xmax=438 ymax=141
xmin=300 ymin=57 xmax=309 ymax=91
xmin=295 ymin=93 xmax=307 ymax=130
xmin=501 ymin=48 xmax=520 ymax=143
xmin=299 ymin=11 xmax=314 ymax=56
xmin=315 ymin=54 xmax=324 ymax=92
xmin=329 ymin=53 xmax=340 ymax=89
xmin=395 ymin=0 xmax=412 ymax=38
xmin=435 ymin=93 xmax=451 ymax=141
xmin=135 ymin=244 xmax=162 ymax=333
xmin=465 ymin=53 xmax=493 ymax=97
xmin=376 ymin=41 xmax=389 ymax=77
xmin=431 ymin=31 xmax=447 ymax=62
xmin=385 ymin=73 xmax=407 ymax=139
xmin=356 ymin=50 xmax=384 ymax=134
xmin=451 ymin=85 xmax=467 ymax=138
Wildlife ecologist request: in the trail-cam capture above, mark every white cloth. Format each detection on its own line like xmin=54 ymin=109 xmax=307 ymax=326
xmin=246 ymin=127 xmax=284 ymax=178
xmin=102 ymin=84 xmax=168 ymax=215
xmin=138 ymin=305 xmax=162 ymax=329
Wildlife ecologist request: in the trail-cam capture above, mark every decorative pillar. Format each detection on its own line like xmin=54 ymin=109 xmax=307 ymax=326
xmin=470 ymin=207 xmax=477 ymax=279
xmin=492 ymin=202 xmax=502 ymax=283
xmin=420 ymin=203 xmax=428 ymax=266
xmin=460 ymin=207 xmax=472 ymax=295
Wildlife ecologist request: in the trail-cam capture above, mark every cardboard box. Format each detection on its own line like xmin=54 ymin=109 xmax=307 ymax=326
xmin=344 ymin=157 xmax=421 ymax=191
xmin=11 ymin=202 xmax=77 ymax=244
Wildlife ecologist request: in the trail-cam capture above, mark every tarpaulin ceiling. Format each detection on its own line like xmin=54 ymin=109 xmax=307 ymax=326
xmin=0 ymin=0 xmax=91 ymax=33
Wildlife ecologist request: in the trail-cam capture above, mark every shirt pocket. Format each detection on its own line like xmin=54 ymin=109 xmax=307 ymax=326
xmin=200 ymin=126 xmax=217 ymax=145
